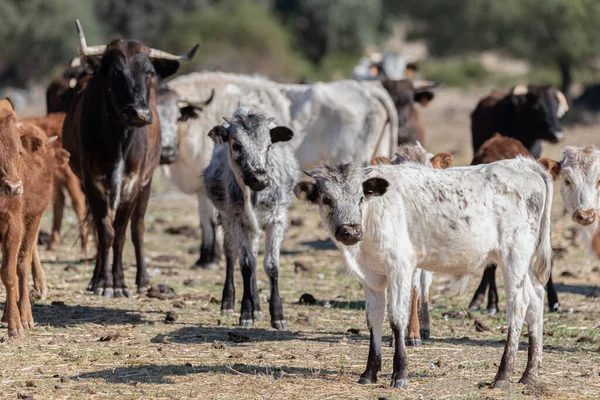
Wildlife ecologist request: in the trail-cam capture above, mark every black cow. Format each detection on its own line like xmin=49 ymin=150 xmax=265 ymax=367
xmin=471 ymin=85 xmax=569 ymax=158
xmin=62 ymin=20 xmax=198 ymax=297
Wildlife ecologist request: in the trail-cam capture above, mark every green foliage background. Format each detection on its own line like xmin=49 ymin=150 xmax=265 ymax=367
xmin=1 ymin=0 xmax=599 ymax=91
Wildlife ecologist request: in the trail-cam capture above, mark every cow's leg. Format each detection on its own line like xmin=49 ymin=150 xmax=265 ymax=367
xmin=406 ymin=268 xmax=421 ymax=346
xmin=239 ymin=241 xmax=259 ymax=327
xmin=65 ymin=172 xmax=89 ymax=253
xmin=1 ymin=220 xmax=24 ymax=337
xmin=358 ymin=285 xmax=386 ymax=384
xmin=419 ymin=269 xmax=433 ymax=340
xmin=220 ymin=234 xmax=236 ymax=318
xmin=519 ymin=272 xmax=545 ymax=385
xmin=388 ymin=266 xmax=413 ymax=388
xmin=17 ymin=216 xmax=41 ymax=329
xmin=251 ymin=234 xmax=262 ymax=321
xmin=264 ymin=220 xmax=286 ymax=330
xmin=492 ymin=257 xmax=529 ymax=389
xmin=131 ymin=183 xmax=152 ymax=294
xmin=112 ymin=202 xmax=136 ymax=298
xmin=487 ymin=263 xmax=499 ymax=315
xmin=468 ymin=264 xmax=493 ymax=311
xmin=546 ymin=262 xmax=560 ymax=312
xmin=48 ymin=182 xmax=65 ymax=250
xmin=31 ymin=243 xmax=47 ymax=298
xmin=193 ymin=193 xmax=220 ymax=270
xmin=87 ymin=191 xmax=114 ymax=297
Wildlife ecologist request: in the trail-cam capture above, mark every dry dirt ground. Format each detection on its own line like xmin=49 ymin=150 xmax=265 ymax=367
xmin=1 ymin=88 xmax=600 ymax=399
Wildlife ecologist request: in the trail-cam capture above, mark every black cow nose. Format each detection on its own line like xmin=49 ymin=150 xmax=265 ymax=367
xmin=123 ymin=106 xmax=153 ymax=126
xmin=335 ymin=224 xmax=364 ymax=245
xmin=244 ymin=172 xmax=268 ymax=191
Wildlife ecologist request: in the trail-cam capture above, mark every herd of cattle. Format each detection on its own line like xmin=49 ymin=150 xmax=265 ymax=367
xmin=0 ymin=20 xmax=598 ymax=390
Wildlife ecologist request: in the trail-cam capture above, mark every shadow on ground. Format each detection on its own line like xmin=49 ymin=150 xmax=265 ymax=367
xmin=32 ymin=302 xmax=144 ymax=327
xmin=72 ymin=363 xmax=343 ymax=384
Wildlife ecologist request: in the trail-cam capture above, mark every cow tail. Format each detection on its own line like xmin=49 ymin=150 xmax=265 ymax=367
xmin=371 ymin=88 xmax=399 ymax=160
xmin=533 ymin=170 xmax=553 ymax=286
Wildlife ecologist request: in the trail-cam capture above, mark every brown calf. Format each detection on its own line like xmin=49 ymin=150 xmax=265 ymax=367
xmin=0 ymin=99 xmax=69 ymax=337
xmin=23 ymin=113 xmax=88 ymax=254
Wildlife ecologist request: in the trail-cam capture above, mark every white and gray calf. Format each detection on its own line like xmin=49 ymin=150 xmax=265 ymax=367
xmin=370 ymin=143 xmax=454 ymax=346
xmin=204 ymin=106 xmax=299 ymax=330
xmin=295 ymin=158 xmax=553 ymax=388
xmin=541 ymin=146 xmax=600 ymax=255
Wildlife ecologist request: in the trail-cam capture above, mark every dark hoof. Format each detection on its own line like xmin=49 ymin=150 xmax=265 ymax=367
xmin=406 ymin=338 xmax=422 ymax=347
xmin=492 ymin=379 xmax=509 ymax=389
xmin=221 ymin=309 xmax=234 ymax=318
xmin=549 ymin=303 xmax=560 ymax=313
xmin=420 ymin=329 xmax=430 ymax=340
xmin=253 ymin=311 xmax=264 ymax=321
xmin=192 ymin=261 xmax=219 ymax=271
xmin=391 ymin=378 xmax=407 ymax=388
xmin=487 ymin=308 xmax=498 ymax=316
xmin=240 ymin=319 xmax=254 ymax=328
xmin=271 ymin=320 xmax=288 ymax=331
xmin=86 ymin=283 xmax=94 ymax=292
xmin=357 ymin=376 xmax=376 ymax=385
xmin=102 ymin=288 xmax=114 ymax=298
xmin=518 ymin=375 xmax=536 ymax=385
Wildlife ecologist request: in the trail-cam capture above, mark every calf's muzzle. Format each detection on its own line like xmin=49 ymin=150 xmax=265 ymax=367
xmin=573 ymin=209 xmax=596 ymax=226
xmin=243 ymin=170 xmax=268 ymax=191
xmin=2 ymin=180 xmax=23 ymax=197
xmin=335 ymin=224 xmax=364 ymax=246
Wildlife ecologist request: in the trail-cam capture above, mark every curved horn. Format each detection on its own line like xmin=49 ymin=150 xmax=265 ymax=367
xmin=412 ymin=80 xmax=440 ymax=90
xmin=512 ymin=84 xmax=528 ymax=96
xmin=148 ymin=43 xmax=200 ymax=62
xmin=178 ymin=89 xmax=215 ymax=109
xmin=75 ymin=20 xmax=106 ymax=56
xmin=556 ymin=90 xmax=569 ymax=118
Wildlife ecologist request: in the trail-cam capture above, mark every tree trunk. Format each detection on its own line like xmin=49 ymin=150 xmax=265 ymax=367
xmin=558 ymin=58 xmax=572 ymax=97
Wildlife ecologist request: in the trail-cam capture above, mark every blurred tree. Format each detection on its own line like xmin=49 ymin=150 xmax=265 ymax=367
xmin=274 ymin=0 xmax=385 ymax=65
xmin=0 ymin=0 xmax=100 ymax=86
xmin=161 ymin=0 xmax=311 ymax=81
xmin=94 ymin=0 xmax=207 ymax=44
xmin=394 ymin=0 xmax=600 ymax=95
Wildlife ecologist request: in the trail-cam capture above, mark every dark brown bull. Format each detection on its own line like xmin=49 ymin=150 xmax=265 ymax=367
xmin=468 ymin=133 xmax=560 ymax=314
xmin=381 ymin=79 xmax=436 ymax=145
xmin=62 ymin=20 xmax=198 ymax=297
xmin=471 ymin=85 xmax=569 ymax=158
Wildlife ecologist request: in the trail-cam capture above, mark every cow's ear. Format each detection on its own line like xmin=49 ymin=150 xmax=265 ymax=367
xmin=151 ymin=60 xmax=180 ymax=80
xmin=294 ymin=181 xmax=319 ymax=203
xmin=20 ymin=134 xmax=44 ymax=153
xmin=363 ymin=177 xmax=389 ymax=198
xmin=54 ymin=148 xmax=70 ymax=167
xmin=370 ymin=156 xmax=392 ymax=166
xmin=538 ymin=158 xmax=561 ymax=180
xmin=431 ymin=152 xmax=454 ymax=169
xmin=208 ymin=125 xmax=228 ymax=144
xmin=178 ymin=106 xmax=201 ymax=122
xmin=414 ymin=91 xmax=434 ymax=106
xmin=270 ymin=126 xmax=293 ymax=143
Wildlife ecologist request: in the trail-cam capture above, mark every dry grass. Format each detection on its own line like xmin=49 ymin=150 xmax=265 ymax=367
xmin=2 ymin=88 xmax=600 ymax=399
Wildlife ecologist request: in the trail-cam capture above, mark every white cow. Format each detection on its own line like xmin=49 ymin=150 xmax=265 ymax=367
xmin=166 ymin=72 xmax=398 ymax=269
xmin=295 ymin=157 xmax=553 ymax=389
xmin=541 ymin=146 xmax=600 ymax=255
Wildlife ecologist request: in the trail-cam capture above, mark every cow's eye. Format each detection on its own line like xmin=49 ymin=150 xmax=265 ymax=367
xmin=322 ymin=196 xmax=333 ymax=207
xmin=359 ymin=196 xmax=364 ymax=205
xmin=564 ymin=179 xmax=572 ymax=187
xmin=597 ymin=179 xmax=600 ymax=188
xmin=267 ymin=144 xmax=272 ymax=152
xmin=232 ymin=143 xmax=243 ymax=152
